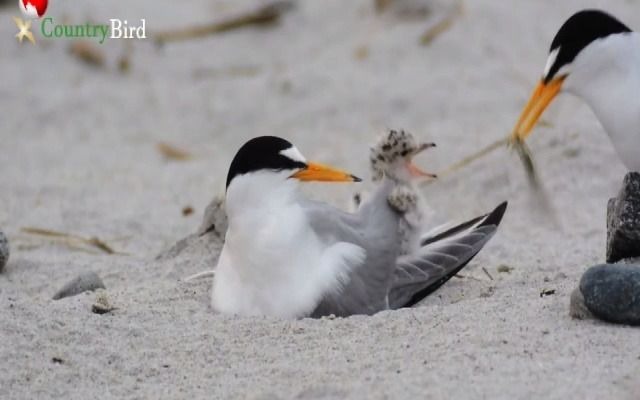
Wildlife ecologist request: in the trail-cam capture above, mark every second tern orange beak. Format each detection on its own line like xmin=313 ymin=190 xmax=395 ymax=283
xmin=510 ymin=76 xmax=565 ymax=143
xmin=291 ymin=162 xmax=361 ymax=183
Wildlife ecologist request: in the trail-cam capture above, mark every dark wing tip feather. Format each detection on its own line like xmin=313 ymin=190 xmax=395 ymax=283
xmin=479 ymin=201 xmax=508 ymax=228
xmin=420 ymin=201 xmax=508 ymax=246
xmin=421 ymin=214 xmax=486 ymax=246
xmin=393 ymin=201 xmax=508 ymax=309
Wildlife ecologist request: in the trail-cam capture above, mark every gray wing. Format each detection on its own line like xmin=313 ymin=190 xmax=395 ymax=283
xmin=306 ymin=179 xmax=404 ymax=317
xmin=387 ymin=201 xmax=508 ymax=309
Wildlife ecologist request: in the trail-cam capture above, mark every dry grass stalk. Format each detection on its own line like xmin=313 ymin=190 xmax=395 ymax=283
xmin=69 ymin=41 xmax=105 ymax=68
xmin=20 ymin=227 xmax=124 ymax=255
xmin=154 ymin=1 xmax=294 ymax=45
xmin=420 ymin=2 xmax=463 ymax=45
xmin=157 ymin=142 xmax=193 ymax=161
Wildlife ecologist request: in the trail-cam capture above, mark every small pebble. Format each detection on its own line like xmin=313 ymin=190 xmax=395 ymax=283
xmin=497 ymin=265 xmax=513 ymax=273
xmin=182 ymin=206 xmax=194 ymax=216
xmin=540 ymin=288 xmax=555 ymax=297
xmin=579 ymin=263 xmax=640 ymax=325
xmin=0 ymin=229 xmax=9 ymax=273
xmin=91 ymin=290 xmax=114 ymax=314
xmin=52 ymin=271 xmax=106 ymax=300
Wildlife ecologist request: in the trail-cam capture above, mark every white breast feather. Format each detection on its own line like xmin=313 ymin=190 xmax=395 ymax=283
xmin=211 ymin=199 xmax=365 ymax=318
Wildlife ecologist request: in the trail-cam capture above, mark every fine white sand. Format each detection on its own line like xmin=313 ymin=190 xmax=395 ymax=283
xmin=2 ymin=0 xmax=640 ymax=398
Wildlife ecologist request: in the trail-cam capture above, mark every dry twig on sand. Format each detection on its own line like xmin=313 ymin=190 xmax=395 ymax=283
xmin=118 ymin=41 xmax=133 ymax=74
xmin=482 ymin=267 xmax=494 ymax=281
xmin=154 ymin=1 xmax=294 ymax=45
xmin=69 ymin=41 xmax=105 ymax=68
xmin=420 ymin=2 xmax=464 ymax=46
xmin=157 ymin=142 xmax=193 ymax=161
xmin=20 ymin=227 xmax=126 ymax=255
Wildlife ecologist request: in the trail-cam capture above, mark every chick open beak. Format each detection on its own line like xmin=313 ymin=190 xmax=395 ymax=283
xmin=291 ymin=162 xmax=361 ymax=183
xmin=510 ymin=76 xmax=565 ymax=143
xmin=408 ymin=142 xmax=437 ymax=179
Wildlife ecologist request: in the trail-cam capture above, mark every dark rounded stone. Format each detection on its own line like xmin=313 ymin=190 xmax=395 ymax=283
xmin=0 ymin=230 xmax=8 ymax=273
xmin=580 ymin=264 xmax=640 ymax=326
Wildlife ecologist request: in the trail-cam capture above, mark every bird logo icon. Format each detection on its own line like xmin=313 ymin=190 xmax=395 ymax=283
xmin=14 ymin=0 xmax=47 ymax=44
xmin=19 ymin=0 xmax=48 ymax=19
xmin=13 ymin=16 xmax=35 ymax=44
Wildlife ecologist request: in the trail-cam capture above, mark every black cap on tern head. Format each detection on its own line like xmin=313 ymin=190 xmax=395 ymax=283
xmin=544 ymin=9 xmax=632 ymax=82
xmin=226 ymin=136 xmax=306 ymax=188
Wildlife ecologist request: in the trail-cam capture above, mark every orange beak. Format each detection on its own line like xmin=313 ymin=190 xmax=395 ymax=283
xmin=510 ymin=76 xmax=565 ymax=144
xmin=291 ymin=162 xmax=361 ymax=183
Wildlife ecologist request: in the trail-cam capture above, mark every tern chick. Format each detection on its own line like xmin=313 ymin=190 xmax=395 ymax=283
xmin=369 ymin=129 xmax=437 ymax=254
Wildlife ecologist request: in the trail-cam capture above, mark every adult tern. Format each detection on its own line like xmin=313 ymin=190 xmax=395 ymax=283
xmin=511 ymin=9 xmax=640 ymax=171
xmin=212 ymin=135 xmax=507 ymax=318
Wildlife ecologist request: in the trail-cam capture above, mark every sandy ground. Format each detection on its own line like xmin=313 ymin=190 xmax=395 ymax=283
xmin=1 ymin=0 xmax=640 ymax=398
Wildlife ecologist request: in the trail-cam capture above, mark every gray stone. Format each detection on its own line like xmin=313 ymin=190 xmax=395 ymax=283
xmin=156 ymin=196 xmax=226 ymax=260
xmin=607 ymin=172 xmax=640 ymax=263
xmin=0 ymin=230 xmax=8 ymax=273
xmin=197 ymin=195 xmax=228 ymax=238
xmin=155 ymin=195 xmax=226 ymax=278
xmin=579 ymin=263 xmax=640 ymax=326
xmin=52 ymin=271 xmax=106 ymax=300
